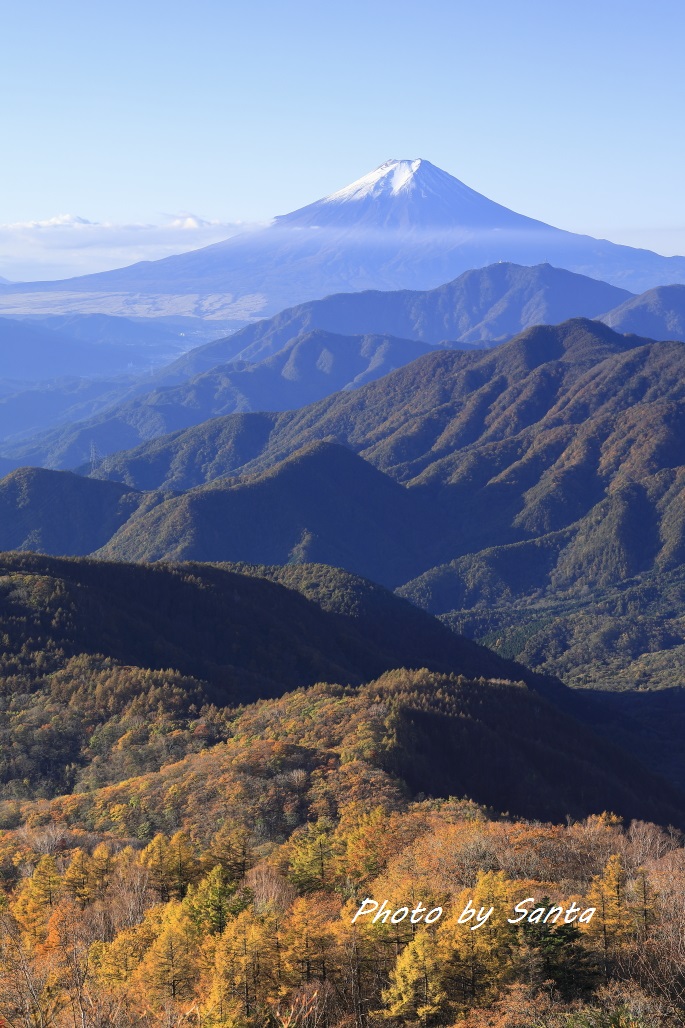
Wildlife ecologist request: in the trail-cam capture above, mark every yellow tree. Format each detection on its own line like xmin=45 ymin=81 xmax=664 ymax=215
xmin=12 ymin=854 xmax=63 ymax=941
xmin=202 ymin=823 xmax=255 ymax=884
xmin=333 ymin=806 xmax=394 ymax=891
xmin=42 ymin=897 xmax=117 ymax=1028
xmin=91 ymin=903 xmax=166 ymax=992
xmin=184 ymin=865 xmax=247 ymax=937
xmin=204 ymin=907 xmax=277 ymax=1026
xmin=167 ymin=830 xmax=202 ymax=899
xmin=281 ymin=895 xmax=340 ymax=989
xmin=64 ymin=847 xmax=96 ymax=908
xmin=0 ymin=910 xmax=66 ymax=1027
xmin=584 ymin=854 xmax=638 ymax=977
xmin=133 ymin=902 xmax=199 ymax=1006
xmin=90 ymin=841 xmax=112 ymax=900
xmin=381 ymin=928 xmax=448 ymax=1025
xmin=286 ymin=820 xmax=335 ymax=894
xmin=440 ymin=871 xmax=518 ymax=1006
xmin=140 ymin=833 xmax=174 ymax=902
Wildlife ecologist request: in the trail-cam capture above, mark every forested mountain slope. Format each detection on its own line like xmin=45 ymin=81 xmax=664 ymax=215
xmin=0 ymin=552 xmax=569 ymax=801
xmin=6 ymin=319 xmax=685 ymax=701
xmin=5 ymin=265 xmax=685 ymax=470
xmin=163 ymin=261 xmax=633 ymax=376
xmin=599 ymin=283 xmax=685 ymax=341
xmin=5 ymin=320 xmax=685 ymax=605
xmin=82 ymin=322 xmax=684 ymax=593
xmin=93 ymin=318 xmax=653 ymax=490
xmin=0 ymin=467 xmax=142 ymax=554
xmin=6 ymin=331 xmax=439 ymax=469
xmin=0 ymin=261 xmax=635 ymax=469
xmin=5 ymin=669 xmax=682 ymax=833
xmin=2 ymin=745 xmax=684 ymax=1026
xmin=94 ymin=442 xmax=444 ymax=585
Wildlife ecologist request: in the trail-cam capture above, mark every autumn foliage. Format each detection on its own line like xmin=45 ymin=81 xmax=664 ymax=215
xmin=1 ymin=780 xmax=685 ymax=1026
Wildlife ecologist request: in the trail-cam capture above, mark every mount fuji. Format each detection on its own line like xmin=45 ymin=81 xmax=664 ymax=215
xmin=2 ymin=158 xmax=685 ymax=323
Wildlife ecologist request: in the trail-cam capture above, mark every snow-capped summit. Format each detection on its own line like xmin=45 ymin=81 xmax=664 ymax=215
xmin=277 ymin=158 xmax=545 ymax=232
xmin=325 ymin=159 xmax=431 ymax=201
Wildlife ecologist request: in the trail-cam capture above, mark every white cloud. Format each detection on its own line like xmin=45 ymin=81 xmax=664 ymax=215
xmin=5 ymin=214 xmax=97 ymax=230
xmin=0 ymin=213 xmax=268 ymax=281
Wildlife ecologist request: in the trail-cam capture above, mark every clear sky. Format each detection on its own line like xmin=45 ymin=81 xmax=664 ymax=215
xmin=2 ymin=0 xmax=685 ymax=279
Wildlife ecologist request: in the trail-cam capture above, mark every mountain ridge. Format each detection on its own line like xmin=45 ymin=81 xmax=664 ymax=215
xmin=0 ymin=551 xmax=682 ymax=825
xmin=0 ymin=263 xmax=636 ymax=468
xmin=7 ymin=320 xmax=685 ymax=775
xmin=82 ymin=318 xmax=655 ymax=492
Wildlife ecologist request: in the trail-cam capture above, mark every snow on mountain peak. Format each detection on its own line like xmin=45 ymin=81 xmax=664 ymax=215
xmin=275 ymin=158 xmax=549 ymax=232
xmin=324 ymin=159 xmax=426 ymax=203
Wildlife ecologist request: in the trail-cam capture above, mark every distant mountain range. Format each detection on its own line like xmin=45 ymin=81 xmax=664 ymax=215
xmin=3 ymin=319 xmax=681 ymax=586
xmin=0 ymin=316 xmax=152 ymax=381
xmin=0 ymin=311 xmax=235 ymax=384
xmin=10 ymin=261 xmax=685 ymax=469
xmin=165 ymin=260 xmax=634 ymax=374
xmin=3 ymin=332 xmax=440 ymax=468
xmin=1 ymin=159 xmax=684 ymax=321
xmin=7 ymin=318 xmax=685 ymax=787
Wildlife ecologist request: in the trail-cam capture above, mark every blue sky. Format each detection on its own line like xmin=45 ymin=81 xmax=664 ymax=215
xmin=2 ymin=0 xmax=685 ymax=278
